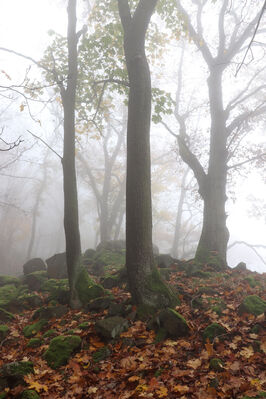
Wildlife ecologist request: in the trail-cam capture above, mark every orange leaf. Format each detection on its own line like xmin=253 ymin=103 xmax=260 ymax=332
xmin=205 ymin=339 xmax=214 ymax=357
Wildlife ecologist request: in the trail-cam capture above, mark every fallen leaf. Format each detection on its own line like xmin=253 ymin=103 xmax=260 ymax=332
xmin=187 ymin=358 xmax=202 ymax=369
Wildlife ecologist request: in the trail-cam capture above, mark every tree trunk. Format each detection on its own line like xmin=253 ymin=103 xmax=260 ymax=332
xmin=195 ymin=67 xmax=229 ymax=265
xmin=118 ymin=0 xmax=177 ymax=308
xmin=62 ymin=0 xmax=82 ymax=308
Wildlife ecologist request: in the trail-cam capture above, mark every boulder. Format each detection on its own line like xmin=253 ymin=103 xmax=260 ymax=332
xmin=234 ymin=262 xmax=247 ymax=271
xmin=0 ymin=308 xmax=14 ymax=323
xmin=46 ymin=253 xmax=67 ymax=279
xmin=0 ymin=276 xmax=19 ymax=287
xmin=92 ymin=346 xmax=111 ymax=363
xmin=91 ymin=249 xmax=125 ymax=276
xmin=87 ymin=296 xmax=112 ymax=312
xmin=156 ymin=254 xmax=174 ymax=269
xmin=21 ymin=390 xmax=40 ymax=399
xmin=32 ymin=305 xmax=68 ymax=321
xmin=75 ymin=267 xmax=105 ymax=305
xmin=158 ymin=308 xmax=189 ymax=338
xmin=203 ymin=323 xmax=227 ymax=342
xmin=96 ymin=240 xmax=126 ymax=252
xmin=0 ymin=361 xmax=34 ymax=390
xmin=0 ymin=325 xmax=9 ymax=341
xmin=83 ymin=248 xmax=96 ymax=264
xmin=27 ymin=338 xmax=42 ymax=348
xmin=24 ymin=271 xmax=47 ymax=291
xmin=41 ymin=278 xmax=69 ymax=304
xmin=23 ymin=258 xmax=46 ymax=276
xmin=43 ymin=335 xmax=81 ymax=369
xmin=238 ymin=295 xmax=266 ymax=316
xmin=23 ymin=319 xmax=47 ymax=338
xmin=95 ymin=316 xmax=129 ymax=340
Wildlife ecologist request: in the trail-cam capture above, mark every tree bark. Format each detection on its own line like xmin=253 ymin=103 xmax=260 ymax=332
xmin=61 ymin=0 xmax=82 ymax=308
xmin=118 ymin=0 xmax=176 ymax=307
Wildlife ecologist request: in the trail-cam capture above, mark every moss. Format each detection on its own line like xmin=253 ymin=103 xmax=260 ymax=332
xmin=209 ymin=358 xmax=224 ymax=371
xmin=241 ymin=393 xmax=266 ymax=399
xmin=137 ymin=304 xmax=157 ymax=320
xmin=239 ymin=295 xmax=266 ymax=316
xmin=244 ymin=277 xmax=259 ymax=288
xmin=21 ymin=390 xmax=40 ymax=399
xmin=0 ymin=308 xmax=14 ymax=322
xmin=198 ymin=286 xmax=217 ymax=295
xmin=1 ymin=361 xmax=34 ymax=377
xmin=92 ymin=346 xmax=111 ymax=363
xmin=78 ymin=322 xmax=90 ymax=330
xmin=144 ymin=268 xmax=179 ymax=308
xmin=0 ymin=284 xmax=18 ymax=307
xmin=43 ymin=335 xmax=81 ymax=369
xmin=0 ymin=276 xmax=19 ymax=287
xmin=23 ymin=319 xmax=47 ymax=338
xmin=27 ymin=338 xmax=42 ymax=348
xmin=75 ymin=267 xmax=104 ymax=305
xmin=0 ymin=325 xmax=9 ymax=341
xmin=41 ymin=279 xmax=69 ymax=303
xmin=94 ymin=249 xmax=125 ymax=269
xmin=250 ymin=324 xmax=262 ymax=334
xmin=210 ymin=300 xmax=226 ymax=316
xmin=195 ymin=247 xmax=226 ymax=271
xmin=158 ymin=308 xmax=189 ymax=338
xmin=43 ymin=329 xmax=57 ymax=338
xmin=154 ymin=328 xmax=168 ymax=343
xmin=203 ymin=323 xmax=227 ymax=342
xmin=0 ymin=392 xmax=7 ymax=399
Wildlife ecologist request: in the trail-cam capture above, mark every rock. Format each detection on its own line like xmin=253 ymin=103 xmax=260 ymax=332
xmin=156 ymin=254 xmax=174 ymax=269
xmin=96 ymin=240 xmax=126 ymax=252
xmin=87 ymin=296 xmax=112 ymax=312
xmin=0 ymin=325 xmax=9 ymax=341
xmin=209 ymin=358 xmax=224 ymax=371
xmin=23 ymin=258 xmax=46 ymax=276
xmin=238 ymin=295 xmax=266 ymax=316
xmin=46 ymin=253 xmax=67 ymax=279
xmin=108 ymin=302 xmax=127 ymax=317
xmin=43 ymin=335 xmax=81 ymax=369
xmin=203 ymin=323 xmax=227 ymax=342
xmin=92 ymin=346 xmax=111 ymax=363
xmin=0 ymin=361 xmax=34 ymax=389
xmin=32 ymin=305 xmax=68 ymax=321
xmin=18 ymin=293 xmax=43 ymax=309
xmin=43 ymin=329 xmax=57 ymax=338
xmin=95 ymin=316 xmax=129 ymax=340
xmin=160 ymin=268 xmax=171 ymax=281
xmin=92 ymin=250 xmax=125 ymax=276
xmin=0 ymin=284 xmax=18 ymax=310
xmin=21 ymin=390 xmax=40 ymax=399
xmin=158 ymin=308 xmax=189 ymax=338
xmin=0 ymin=308 xmax=14 ymax=322
xmin=23 ymin=319 xmax=48 ymax=338
xmin=83 ymin=249 xmax=96 ymax=264
xmin=75 ymin=267 xmax=105 ymax=305
xmin=100 ymin=268 xmax=127 ymax=289
xmin=0 ymin=276 xmax=19 ymax=287
xmin=24 ymin=271 xmax=47 ymax=291
xmin=234 ymin=262 xmax=247 ymax=271
xmin=27 ymin=338 xmax=42 ymax=348
xmin=41 ymin=279 xmax=69 ymax=304
xmin=78 ymin=322 xmax=90 ymax=330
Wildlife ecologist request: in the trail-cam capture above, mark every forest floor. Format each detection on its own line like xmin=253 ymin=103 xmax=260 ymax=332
xmin=0 ymin=264 xmax=265 ymax=399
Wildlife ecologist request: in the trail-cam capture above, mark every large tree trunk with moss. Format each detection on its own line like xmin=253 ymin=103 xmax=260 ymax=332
xmin=195 ymin=67 xmax=229 ymax=266
xmin=118 ymin=0 xmax=177 ymax=308
xmin=61 ymin=0 xmax=82 ymax=308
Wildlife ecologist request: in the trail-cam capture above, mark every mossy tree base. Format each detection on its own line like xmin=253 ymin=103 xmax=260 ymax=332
xmin=195 ymin=247 xmax=227 ymax=271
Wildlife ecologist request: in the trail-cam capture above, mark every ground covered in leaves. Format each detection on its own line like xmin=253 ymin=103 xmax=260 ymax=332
xmin=0 ymin=264 xmax=265 ymax=399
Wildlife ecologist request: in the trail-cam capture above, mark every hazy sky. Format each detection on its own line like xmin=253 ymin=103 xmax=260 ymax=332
xmin=0 ymin=0 xmax=265 ymax=272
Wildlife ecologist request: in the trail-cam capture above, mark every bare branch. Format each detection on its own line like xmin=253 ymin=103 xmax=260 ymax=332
xmin=27 ymin=130 xmax=62 ymax=159
xmin=227 ymin=152 xmax=266 ymax=170
xmin=228 ymin=240 xmax=266 ymax=266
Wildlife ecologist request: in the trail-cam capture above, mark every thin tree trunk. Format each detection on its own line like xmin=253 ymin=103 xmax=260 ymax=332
xmin=118 ymin=0 xmax=176 ymax=307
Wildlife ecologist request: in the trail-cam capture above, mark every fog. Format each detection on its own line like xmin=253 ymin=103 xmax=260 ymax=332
xmin=0 ymin=0 xmax=265 ymax=276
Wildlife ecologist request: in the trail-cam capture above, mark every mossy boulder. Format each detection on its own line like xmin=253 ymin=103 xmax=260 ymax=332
xmin=0 ymin=284 xmax=18 ymax=309
xmin=241 ymin=393 xmax=266 ymax=399
xmin=46 ymin=253 xmax=67 ymax=279
xmin=24 ymin=271 xmax=47 ymax=292
xmin=244 ymin=277 xmax=259 ymax=288
xmin=43 ymin=335 xmax=81 ymax=369
xmin=238 ymin=295 xmax=266 ymax=316
xmin=83 ymin=248 xmax=96 ymax=265
xmin=203 ymin=323 xmax=227 ymax=342
xmin=43 ymin=329 xmax=57 ymax=338
xmin=92 ymin=249 xmax=125 ymax=276
xmin=23 ymin=319 xmax=47 ymax=338
xmin=195 ymin=248 xmax=226 ymax=271
xmin=209 ymin=358 xmax=224 ymax=371
xmin=156 ymin=254 xmax=174 ymax=269
xmin=0 ymin=308 xmax=14 ymax=322
xmin=41 ymin=278 xmax=69 ymax=304
xmin=17 ymin=293 xmax=43 ymax=309
xmin=23 ymin=258 xmax=46 ymax=276
xmin=0 ymin=276 xmax=19 ymax=287
xmin=87 ymin=296 xmax=112 ymax=312
xmin=21 ymin=390 xmax=40 ymax=399
xmin=75 ymin=267 xmax=105 ymax=305
xmin=92 ymin=346 xmax=111 ymax=363
xmin=95 ymin=316 xmax=129 ymax=340
xmin=32 ymin=304 xmax=68 ymax=321
xmin=0 ymin=361 xmax=34 ymax=389
xmin=27 ymin=338 xmax=42 ymax=348
xmin=158 ymin=308 xmax=189 ymax=338
xmin=0 ymin=325 xmax=9 ymax=341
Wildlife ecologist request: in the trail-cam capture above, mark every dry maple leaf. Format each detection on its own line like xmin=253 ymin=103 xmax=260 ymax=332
xmin=128 ymin=375 xmax=140 ymax=382
xmin=156 ymin=386 xmax=168 ymax=398
xmin=24 ymin=378 xmax=48 ymax=393
xmin=239 ymin=346 xmax=254 ymax=359
xmin=87 ymin=387 xmax=98 ymax=394
xmin=173 ymin=384 xmax=190 ymax=394
xmin=187 ymin=358 xmax=202 ymax=369
xmin=121 ymin=356 xmax=137 ymax=370
xmin=205 ymin=339 xmax=214 ymax=357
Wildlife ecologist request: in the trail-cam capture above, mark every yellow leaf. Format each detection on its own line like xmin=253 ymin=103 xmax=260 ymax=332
xmin=187 ymin=358 xmax=202 ymax=369
xmin=128 ymin=375 xmax=140 ymax=382
xmin=20 ymin=104 xmax=25 ymax=112
xmin=205 ymin=339 xmax=214 ymax=357
xmin=156 ymin=386 xmax=168 ymax=398
xmin=135 ymin=384 xmax=148 ymax=393
xmin=24 ymin=377 xmax=48 ymax=393
xmin=173 ymin=384 xmax=190 ymax=394
xmin=239 ymin=346 xmax=254 ymax=359
xmin=87 ymin=387 xmax=98 ymax=394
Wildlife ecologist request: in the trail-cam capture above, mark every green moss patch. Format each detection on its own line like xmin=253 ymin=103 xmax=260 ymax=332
xmin=21 ymin=390 xmax=40 ymax=399
xmin=0 ymin=276 xmax=19 ymax=287
xmin=209 ymin=358 xmax=224 ymax=371
xmin=0 ymin=308 xmax=15 ymax=322
xmin=158 ymin=308 xmax=189 ymax=338
xmin=43 ymin=335 xmax=81 ymax=369
xmin=75 ymin=267 xmax=104 ymax=305
xmin=203 ymin=323 xmax=227 ymax=342
xmin=43 ymin=329 xmax=57 ymax=338
xmin=23 ymin=319 xmax=47 ymax=338
xmin=238 ymin=295 xmax=266 ymax=316
xmin=27 ymin=338 xmax=42 ymax=348
xmin=0 ymin=325 xmax=9 ymax=341
xmin=144 ymin=268 xmax=179 ymax=308
xmin=0 ymin=284 xmax=18 ymax=308
xmin=92 ymin=346 xmax=111 ymax=363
